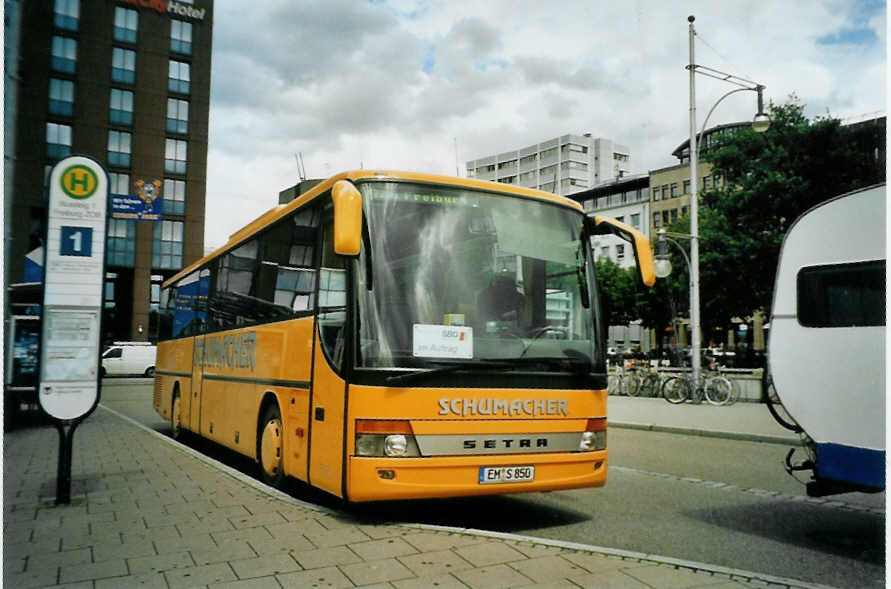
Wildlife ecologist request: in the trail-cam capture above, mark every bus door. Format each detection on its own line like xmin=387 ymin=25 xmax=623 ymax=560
xmin=308 ymin=224 xmax=349 ymax=497
xmin=189 ymin=268 xmax=210 ymax=432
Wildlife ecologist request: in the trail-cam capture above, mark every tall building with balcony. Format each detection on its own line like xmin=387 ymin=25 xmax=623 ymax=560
xmin=6 ymin=0 xmax=213 ymax=344
xmin=648 ymin=122 xmax=744 ymax=236
xmin=466 ymin=134 xmax=631 ymax=197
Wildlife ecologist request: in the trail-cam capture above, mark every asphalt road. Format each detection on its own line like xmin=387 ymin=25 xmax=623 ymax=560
xmin=99 ymin=378 xmax=885 ymax=589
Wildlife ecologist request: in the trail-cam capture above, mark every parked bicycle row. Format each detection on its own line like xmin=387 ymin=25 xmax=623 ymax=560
xmin=607 ymin=363 xmax=741 ymax=406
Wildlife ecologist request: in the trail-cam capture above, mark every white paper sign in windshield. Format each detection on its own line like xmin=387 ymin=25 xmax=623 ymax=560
xmin=39 ymin=156 xmax=108 ymax=421
xmin=413 ymin=324 xmax=473 ymax=359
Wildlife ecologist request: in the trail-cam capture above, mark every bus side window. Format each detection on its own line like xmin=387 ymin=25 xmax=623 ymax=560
xmin=318 ymin=216 xmax=347 ymax=372
xmin=214 ymin=239 xmax=259 ymax=330
xmin=260 ymin=203 xmax=319 ymax=317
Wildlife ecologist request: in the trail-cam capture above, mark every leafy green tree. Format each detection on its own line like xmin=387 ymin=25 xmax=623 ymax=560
xmin=593 ymin=258 xmax=637 ymax=330
xmin=698 ymin=97 xmax=884 ymax=323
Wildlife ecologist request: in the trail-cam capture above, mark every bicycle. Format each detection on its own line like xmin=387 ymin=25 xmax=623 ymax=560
xmin=661 ymin=368 xmax=733 ymax=405
xmin=636 ymin=365 xmax=663 ymax=398
xmin=607 ymin=363 xmax=640 ymax=396
xmin=715 ymin=365 xmax=742 ymax=405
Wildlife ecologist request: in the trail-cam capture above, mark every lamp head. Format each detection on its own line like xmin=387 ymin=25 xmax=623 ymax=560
xmin=752 ymin=113 xmax=771 ymax=133
xmin=752 ymin=86 xmax=770 ymax=133
xmin=654 ymin=229 xmax=672 ymax=278
xmin=654 ymin=257 xmax=672 ymax=279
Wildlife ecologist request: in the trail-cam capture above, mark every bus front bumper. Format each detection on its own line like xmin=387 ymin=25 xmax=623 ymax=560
xmin=346 ymin=450 xmax=607 ymax=502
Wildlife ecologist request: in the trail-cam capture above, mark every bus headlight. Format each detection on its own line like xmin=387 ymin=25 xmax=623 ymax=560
xmin=384 ymin=434 xmax=407 ymax=457
xmin=579 ymin=417 xmax=607 ymax=451
xmin=579 ymin=431 xmax=606 ymax=451
xmin=355 ymin=420 xmax=421 ymax=457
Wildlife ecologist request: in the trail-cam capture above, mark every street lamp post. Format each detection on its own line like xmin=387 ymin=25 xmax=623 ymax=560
xmin=654 ymin=228 xmax=690 ymax=354
xmin=685 ymin=15 xmax=770 ymax=385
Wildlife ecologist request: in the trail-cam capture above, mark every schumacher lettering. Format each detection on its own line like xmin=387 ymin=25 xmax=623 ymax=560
xmin=194 ymin=332 xmax=256 ymax=370
xmin=438 ymin=397 xmax=568 ymax=417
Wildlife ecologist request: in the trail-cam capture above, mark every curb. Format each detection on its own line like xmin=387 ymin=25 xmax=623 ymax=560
xmin=97 ymin=405 xmax=832 ymax=589
xmin=610 ymin=420 xmax=799 ymax=445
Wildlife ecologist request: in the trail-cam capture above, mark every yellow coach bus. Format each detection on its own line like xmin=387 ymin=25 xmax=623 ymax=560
xmin=153 ymin=170 xmax=654 ymax=502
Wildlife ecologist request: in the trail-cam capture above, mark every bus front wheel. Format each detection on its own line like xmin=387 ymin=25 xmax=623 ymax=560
xmin=258 ymin=404 xmax=284 ymax=488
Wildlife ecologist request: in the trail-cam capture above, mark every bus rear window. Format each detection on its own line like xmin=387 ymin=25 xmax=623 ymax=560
xmin=797 ymin=260 xmax=885 ymax=327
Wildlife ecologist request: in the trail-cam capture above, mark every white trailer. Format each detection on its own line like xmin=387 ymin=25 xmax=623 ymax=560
xmin=768 ymin=183 xmax=885 ymax=496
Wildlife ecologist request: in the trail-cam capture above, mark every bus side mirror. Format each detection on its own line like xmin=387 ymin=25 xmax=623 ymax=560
xmin=331 ymin=180 xmax=363 ymax=256
xmin=589 ymin=216 xmax=656 ymax=287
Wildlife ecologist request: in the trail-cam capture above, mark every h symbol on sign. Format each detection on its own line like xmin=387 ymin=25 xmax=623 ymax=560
xmin=68 ymin=171 xmax=91 ymax=192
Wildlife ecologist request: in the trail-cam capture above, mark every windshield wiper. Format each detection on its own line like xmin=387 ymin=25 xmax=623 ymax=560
xmin=386 ymin=359 xmax=516 ymax=384
xmin=386 ymin=354 xmax=590 ymax=384
xmin=490 ymin=355 xmax=591 ymax=374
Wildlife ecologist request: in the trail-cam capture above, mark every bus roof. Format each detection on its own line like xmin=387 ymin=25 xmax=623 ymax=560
xmin=163 ymin=170 xmax=585 ymax=288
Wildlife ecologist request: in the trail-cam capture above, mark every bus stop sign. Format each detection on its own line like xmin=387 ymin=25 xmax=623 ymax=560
xmin=39 ymin=156 xmax=108 ymax=421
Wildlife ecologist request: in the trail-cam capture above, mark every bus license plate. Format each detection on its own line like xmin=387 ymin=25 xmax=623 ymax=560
xmin=478 ymin=465 xmax=534 ymax=484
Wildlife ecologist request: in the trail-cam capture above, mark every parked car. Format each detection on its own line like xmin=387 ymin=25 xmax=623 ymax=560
xmin=101 ymin=342 xmax=156 ymax=377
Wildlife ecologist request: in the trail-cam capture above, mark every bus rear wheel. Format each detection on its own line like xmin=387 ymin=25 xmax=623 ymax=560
xmin=258 ymin=404 xmax=284 ymax=488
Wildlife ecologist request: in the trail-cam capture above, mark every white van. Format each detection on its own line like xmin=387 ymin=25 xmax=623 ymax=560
xmin=101 ymin=342 xmax=157 ymax=377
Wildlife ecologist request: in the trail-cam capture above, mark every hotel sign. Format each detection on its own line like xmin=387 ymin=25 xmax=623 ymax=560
xmin=120 ymin=0 xmax=207 ymax=22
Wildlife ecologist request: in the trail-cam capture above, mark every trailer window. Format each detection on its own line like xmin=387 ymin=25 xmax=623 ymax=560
xmin=797 ymin=260 xmax=885 ymax=327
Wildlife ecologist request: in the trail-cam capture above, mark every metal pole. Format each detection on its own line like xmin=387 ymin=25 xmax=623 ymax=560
xmin=688 ymin=15 xmax=701 ymax=385
xmin=55 ymin=419 xmax=79 ymax=504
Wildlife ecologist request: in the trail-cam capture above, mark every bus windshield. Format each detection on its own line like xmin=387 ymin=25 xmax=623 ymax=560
xmin=355 ymin=181 xmax=598 ymax=373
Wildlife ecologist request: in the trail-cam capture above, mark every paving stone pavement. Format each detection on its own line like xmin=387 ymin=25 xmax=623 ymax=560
xmin=3 ymin=407 xmax=833 ymax=589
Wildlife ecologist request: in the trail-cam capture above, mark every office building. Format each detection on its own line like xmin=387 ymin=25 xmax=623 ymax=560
xmin=6 ymin=0 xmax=214 ymax=344
xmin=466 ymin=134 xmax=631 ymax=197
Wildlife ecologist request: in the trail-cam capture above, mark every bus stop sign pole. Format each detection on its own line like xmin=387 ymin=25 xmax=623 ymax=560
xmin=37 ymin=156 xmax=109 ymax=505
xmin=54 ymin=420 xmax=80 ymax=504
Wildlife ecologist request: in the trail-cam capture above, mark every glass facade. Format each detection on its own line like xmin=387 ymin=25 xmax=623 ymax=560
xmin=48 ymin=78 xmax=74 ymax=116
xmin=163 ymin=178 xmax=186 ymax=215
xmin=165 ymin=138 xmax=188 ymax=174
xmin=46 ymin=122 xmax=72 ymax=159
xmin=112 ymin=47 xmax=136 ymax=84
xmin=108 ymin=130 xmax=132 ymax=167
xmin=113 ymin=7 xmax=138 ymax=43
xmin=171 ymin=20 xmax=192 ymax=55
xmin=166 ymin=98 xmax=189 ymax=134
xmin=53 ymin=0 xmax=79 ymax=30
xmin=110 ymin=88 xmax=134 ymax=126
xmin=153 ymin=220 xmax=184 ymax=270
xmin=51 ymin=36 xmax=77 ymax=73
xmin=107 ymin=218 xmax=136 ymax=267
xmin=168 ymin=60 xmax=190 ymax=94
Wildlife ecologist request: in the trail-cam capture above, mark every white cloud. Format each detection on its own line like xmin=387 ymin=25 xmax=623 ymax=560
xmin=204 ymin=0 xmax=885 ymax=249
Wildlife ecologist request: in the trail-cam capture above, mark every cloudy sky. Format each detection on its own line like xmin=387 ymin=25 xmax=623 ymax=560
xmin=204 ymin=0 xmax=886 ymax=248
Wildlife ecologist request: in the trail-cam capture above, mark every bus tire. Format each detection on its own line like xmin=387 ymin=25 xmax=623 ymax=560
xmin=145 ymin=366 xmax=155 ymax=378
xmin=258 ymin=403 xmax=285 ymax=489
xmin=171 ymin=388 xmax=184 ymax=440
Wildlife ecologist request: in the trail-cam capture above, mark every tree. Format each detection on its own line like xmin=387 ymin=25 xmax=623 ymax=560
xmin=593 ymin=258 xmax=637 ymax=330
xmin=698 ymin=97 xmax=884 ymax=324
